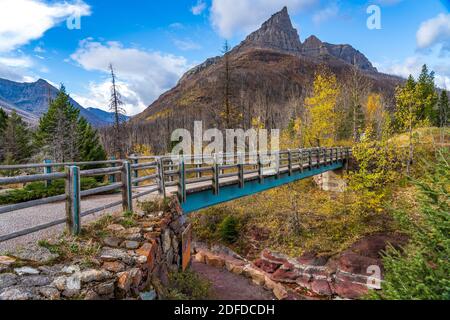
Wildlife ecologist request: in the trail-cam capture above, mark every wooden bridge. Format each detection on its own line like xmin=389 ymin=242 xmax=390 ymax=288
xmin=0 ymin=147 xmax=351 ymax=243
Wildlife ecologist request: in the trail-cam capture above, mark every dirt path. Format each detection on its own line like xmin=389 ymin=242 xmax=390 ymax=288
xmin=191 ymin=261 xmax=275 ymax=300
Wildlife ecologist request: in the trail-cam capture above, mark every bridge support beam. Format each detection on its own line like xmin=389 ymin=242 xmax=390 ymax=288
xmin=181 ymin=162 xmax=344 ymax=214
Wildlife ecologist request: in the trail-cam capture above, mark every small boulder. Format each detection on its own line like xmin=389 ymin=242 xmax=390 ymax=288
xmin=20 ymin=275 xmax=51 ymax=287
xmin=121 ymin=241 xmax=140 ymax=250
xmin=39 ymin=286 xmax=60 ymax=300
xmin=106 ymin=224 xmax=125 ymax=232
xmin=103 ymin=237 xmax=122 ymax=248
xmin=79 ymin=269 xmax=111 ymax=283
xmin=14 ymin=266 xmax=40 ymax=276
xmin=0 ymin=273 xmax=18 ymax=289
xmin=102 ymin=261 xmax=126 ymax=273
xmin=0 ymin=287 xmax=33 ymax=300
xmin=95 ymin=281 xmax=115 ymax=296
xmin=0 ymin=256 xmax=16 ymax=266
xmin=12 ymin=245 xmax=58 ymax=264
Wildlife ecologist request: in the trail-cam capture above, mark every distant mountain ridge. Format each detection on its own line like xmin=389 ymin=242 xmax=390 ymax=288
xmin=132 ymin=6 xmax=402 ymax=152
xmin=0 ymin=78 xmax=122 ymax=127
xmin=234 ymin=7 xmax=376 ymax=72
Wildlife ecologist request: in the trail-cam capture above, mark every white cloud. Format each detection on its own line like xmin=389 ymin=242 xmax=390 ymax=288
xmin=376 ymin=55 xmax=450 ymax=90
xmin=0 ymin=0 xmax=91 ymax=52
xmin=416 ymin=13 xmax=450 ymax=50
xmin=312 ymin=3 xmax=339 ymax=25
xmin=34 ymin=46 xmax=46 ymax=53
xmin=210 ymin=0 xmax=317 ymax=38
xmin=72 ymin=81 xmax=145 ymax=114
xmin=70 ymin=39 xmax=191 ymax=115
xmin=0 ymin=54 xmax=36 ymax=81
xmin=191 ymin=0 xmax=207 ymax=15
xmin=173 ymin=38 xmax=202 ymax=51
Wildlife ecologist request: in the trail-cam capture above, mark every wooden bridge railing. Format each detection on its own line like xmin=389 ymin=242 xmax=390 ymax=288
xmin=0 ymin=147 xmax=351 ymax=242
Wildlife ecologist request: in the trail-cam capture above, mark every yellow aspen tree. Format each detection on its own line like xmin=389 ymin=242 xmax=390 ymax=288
xmin=304 ymin=69 xmax=340 ymax=147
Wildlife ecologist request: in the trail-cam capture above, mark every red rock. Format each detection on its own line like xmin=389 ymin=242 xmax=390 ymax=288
xmin=136 ymin=241 xmax=157 ymax=269
xmin=333 ymin=280 xmax=368 ymax=299
xmin=297 ymin=251 xmax=330 ymax=266
xmin=338 ymin=252 xmax=380 ymax=275
xmin=254 ymin=258 xmax=280 ymax=273
xmin=102 ymin=261 xmax=125 ymax=273
xmin=193 ymin=251 xmax=206 ymax=263
xmin=271 ymin=264 xmax=301 ymax=283
xmin=144 ymin=232 xmax=161 ymax=240
xmin=117 ymin=272 xmax=133 ymax=292
xmin=310 ymin=279 xmax=333 ymax=296
xmin=346 ymin=233 xmax=408 ymax=259
xmin=204 ymin=253 xmax=225 ymax=268
xmin=273 ymin=283 xmax=289 ymax=300
xmin=261 ymin=249 xmax=288 ymax=264
xmin=296 ymin=274 xmax=312 ymax=289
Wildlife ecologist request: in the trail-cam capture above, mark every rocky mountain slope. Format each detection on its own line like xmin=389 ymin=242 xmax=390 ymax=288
xmin=0 ymin=78 xmax=119 ymax=127
xmin=0 ymin=97 xmax=39 ymax=126
xmin=132 ymin=7 xmax=401 ymax=151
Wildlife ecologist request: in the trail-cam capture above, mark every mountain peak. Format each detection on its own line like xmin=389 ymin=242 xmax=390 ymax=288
xmin=234 ymin=6 xmax=302 ymax=54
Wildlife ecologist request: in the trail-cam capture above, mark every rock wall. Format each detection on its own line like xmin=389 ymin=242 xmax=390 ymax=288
xmin=0 ymin=197 xmax=188 ymax=300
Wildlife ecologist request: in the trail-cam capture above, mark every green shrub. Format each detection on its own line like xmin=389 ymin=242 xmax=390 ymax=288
xmin=218 ymin=215 xmax=240 ymax=244
xmin=165 ymin=270 xmax=211 ymax=300
xmin=372 ymin=149 xmax=450 ymax=300
xmin=0 ymin=177 xmax=103 ymax=205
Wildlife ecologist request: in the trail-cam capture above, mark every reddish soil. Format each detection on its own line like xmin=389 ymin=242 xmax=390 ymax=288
xmin=191 ymin=261 xmax=275 ymax=300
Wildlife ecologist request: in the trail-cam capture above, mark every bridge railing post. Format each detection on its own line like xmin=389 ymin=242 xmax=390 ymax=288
xmin=212 ymin=154 xmax=220 ymax=195
xmin=275 ymin=151 xmax=280 ymax=179
xmin=109 ymin=156 xmax=116 ymax=183
xmin=316 ymin=148 xmax=320 ymax=168
xmin=131 ymin=154 xmax=139 ymax=187
xmin=308 ymin=149 xmax=312 ymax=171
xmin=322 ymin=147 xmax=326 ymax=166
xmin=44 ymin=159 xmax=52 ymax=187
xmin=238 ymin=152 xmax=244 ymax=188
xmin=157 ymin=157 xmax=166 ymax=198
xmin=258 ymin=153 xmax=264 ymax=184
xmin=65 ymin=165 xmax=81 ymax=236
xmin=121 ymin=161 xmax=133 ymax=213
xmin=288 ymin=150 xmax=292 ymax=176
xmin=178 ymin=156 xmax=186 ymax=202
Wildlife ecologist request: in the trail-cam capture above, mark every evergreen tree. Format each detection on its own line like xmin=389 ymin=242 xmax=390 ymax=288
xmin=374 ymin=150 xmax=450 ymax=300
xmin=2 ymin=111 xmax=31 ymax=163
xmin=438 ymin=90 xmax=449 ymax=128
xmin=416 ymin=64 xmax=438 ymax=125
xmin=77 ymin=117 xmax=107 ymax=162
xmin=0 ymin=108 xmax=7 ymax=134
xmin=395 ymin=75 xmax=420 ymax=174
xmin=0 ymin=108 xmax=8 ymax=161
xmin=35 ymin=85 xmax=106 ymax=163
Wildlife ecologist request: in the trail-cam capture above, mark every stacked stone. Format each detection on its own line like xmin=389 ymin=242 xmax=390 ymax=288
xmin=0 ymin=197 xmax=188 ymax=300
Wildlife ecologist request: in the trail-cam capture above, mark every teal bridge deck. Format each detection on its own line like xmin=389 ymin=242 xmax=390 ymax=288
xmin=159 ymin=147 xmax=351 ymax=213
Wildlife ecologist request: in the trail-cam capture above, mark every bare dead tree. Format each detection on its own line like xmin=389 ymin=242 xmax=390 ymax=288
xmin=109 ymin=63 xmax=126 ymax=159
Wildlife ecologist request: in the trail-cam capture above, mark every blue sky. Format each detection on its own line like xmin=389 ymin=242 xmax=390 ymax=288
xmin=0 ymin=0 xmax=449 ymax=115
